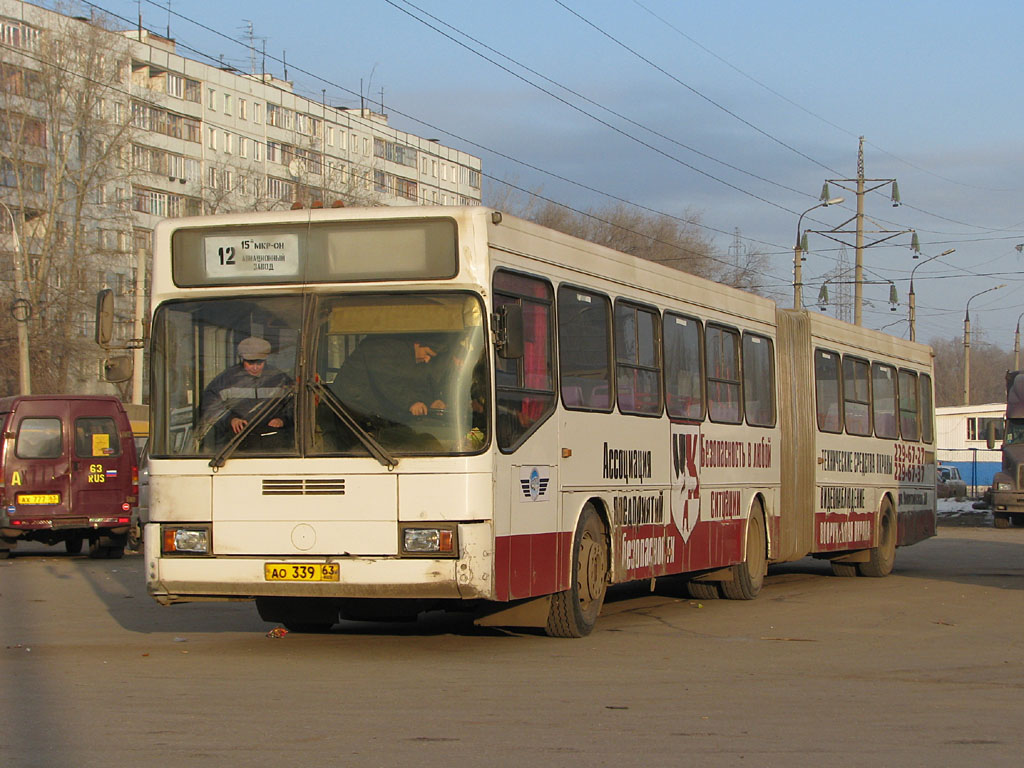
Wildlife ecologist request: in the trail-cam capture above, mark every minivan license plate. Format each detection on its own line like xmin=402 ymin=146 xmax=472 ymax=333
xmin=264 ymin=563 xmax=340 ymax=582
xmin=18 ymin=494 xmax=60 ymax=505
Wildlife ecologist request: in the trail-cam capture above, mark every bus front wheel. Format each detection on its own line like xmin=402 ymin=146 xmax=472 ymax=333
xmin=546 ymin=505 xmax=608 ymax=638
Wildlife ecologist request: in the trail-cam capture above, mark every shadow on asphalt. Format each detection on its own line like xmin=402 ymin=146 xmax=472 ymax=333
xmin=6 ymin=522 xmax=1022 ymax=640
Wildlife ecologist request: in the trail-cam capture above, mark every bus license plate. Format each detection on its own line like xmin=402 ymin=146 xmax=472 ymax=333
xmin=264 ymin=563 xmax=340 ymax=582
xmin=18 ymin=494 xmax=60 ymax=505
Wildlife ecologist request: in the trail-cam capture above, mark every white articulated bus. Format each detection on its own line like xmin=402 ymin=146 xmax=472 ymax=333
xmin=143 ymin=206 xmax=935 ymax=636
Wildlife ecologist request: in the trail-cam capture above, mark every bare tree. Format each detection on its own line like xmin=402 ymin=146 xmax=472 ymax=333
xmin=499 ymin=195 xmax=766 ymax=289
xmin=929 ymin=335 xmax=1014 ymax=407
xmin=0 ymin=7 xmax=136 ymax=393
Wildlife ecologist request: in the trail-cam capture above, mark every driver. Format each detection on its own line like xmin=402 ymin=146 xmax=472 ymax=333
xmin=331 ymin=334 xmax=447 ymax=427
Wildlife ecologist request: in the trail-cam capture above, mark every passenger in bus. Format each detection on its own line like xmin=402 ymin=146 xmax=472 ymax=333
xmin=199 ymin=336 xmax=294 ymax=449
xmin=331 ymin=334 xmax=447 ymax=428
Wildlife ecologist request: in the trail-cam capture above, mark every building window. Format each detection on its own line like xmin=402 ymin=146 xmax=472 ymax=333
xmin=207 ymin=127 xmax=217 ymax=150
xmin=166 ymin=73 xmax=183 ymax=98
xmin=207 ymin=88 xmax=216 ymax=110
xmin=238 ymin=98 xmax=247 ymax=120
xmin=0 ymin=19 xmax=40 ymax=50
xmin=223 ymin=93 xmax=232 ymax=115
xmin=968 ymin=416 xmax=1004 ymax=442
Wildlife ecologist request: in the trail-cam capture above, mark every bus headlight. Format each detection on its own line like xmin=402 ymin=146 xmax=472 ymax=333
xmin=162 ymin=525 xmax=212 ymax=555
xmin=400 ymin=524 xmax=458 ymax=557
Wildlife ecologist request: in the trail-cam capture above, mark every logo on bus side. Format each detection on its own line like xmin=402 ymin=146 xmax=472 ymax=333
xmin=518 ymin=466 xmax=551 ymax=502
xmin=670 ymin=424 xmax=701 ymax=543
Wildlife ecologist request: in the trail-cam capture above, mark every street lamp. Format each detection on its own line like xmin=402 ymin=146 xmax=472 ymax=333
xmin=908 ymin=248 xmax=954 ymax=342
xmin=963 ymin=284 xmax=1006 ymax=405
xmin=0 ymin=201 xmax=31 ymax=394
xmin=794 ymin=197 xmax=844 ymax=309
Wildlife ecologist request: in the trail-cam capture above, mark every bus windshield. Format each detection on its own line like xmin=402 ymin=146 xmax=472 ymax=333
xmin=149 ymin=293 xmax=489 ymax=459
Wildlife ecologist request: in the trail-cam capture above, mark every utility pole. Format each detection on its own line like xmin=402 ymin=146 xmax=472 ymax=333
xmin=805 ymin=137 xmax=918 ymax=325
xmin=132 ymin=247 xmax=148 ymax=404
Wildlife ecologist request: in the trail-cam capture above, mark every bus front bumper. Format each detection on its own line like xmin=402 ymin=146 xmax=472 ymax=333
xmin=144 ymin=521 xmax=494 ymax=604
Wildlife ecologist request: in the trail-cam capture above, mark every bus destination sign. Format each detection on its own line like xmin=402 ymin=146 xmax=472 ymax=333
xmin=204 ymin=234 xmax=301 ymax=278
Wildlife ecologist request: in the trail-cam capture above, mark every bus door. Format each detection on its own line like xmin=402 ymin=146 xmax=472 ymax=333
xmin=4 ymin=400 xmax=72 ymax=523
xmin=492 ymin=270 xmax=563 ymax=601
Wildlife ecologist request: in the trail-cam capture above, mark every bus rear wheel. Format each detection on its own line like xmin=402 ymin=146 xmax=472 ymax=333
xmin=686 ymin=580 xmax=721 ymax=600
xmin=721 ymin=507 xmax=766 ymax=600
xmin=546 ymin=505 xmax=608 ymax=638
xmin=859 ymin=504 xmax=896 ymax=577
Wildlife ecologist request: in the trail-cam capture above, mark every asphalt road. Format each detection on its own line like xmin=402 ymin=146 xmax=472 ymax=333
xmin=2 ymin=525 xmax=1022 ymax=768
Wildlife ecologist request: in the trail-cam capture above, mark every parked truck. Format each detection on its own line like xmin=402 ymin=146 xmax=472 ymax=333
xmin=987 ymin=370 xmax=1024 ymax=528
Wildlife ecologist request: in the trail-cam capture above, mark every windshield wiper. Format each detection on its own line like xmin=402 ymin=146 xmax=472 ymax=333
xmin=209 ymin=385 xmax=295 ymax=469
xmin=309 ymin=380 xmax=398 ymax=470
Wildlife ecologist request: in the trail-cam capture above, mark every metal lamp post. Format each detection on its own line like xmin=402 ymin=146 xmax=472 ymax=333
xmin=963 ymin=285 xmax=1006 ymax=405
xmin=908 ymin=248 xmax=954 ymax=342
xmin=0 ymin=201 xmax=31 ymax=394
xmin=793 ymin=197 xmax=844 ymax=309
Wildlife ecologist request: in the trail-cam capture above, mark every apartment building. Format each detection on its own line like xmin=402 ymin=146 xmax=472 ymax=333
xmin=0 ymin=0 xmax=482 ymax=393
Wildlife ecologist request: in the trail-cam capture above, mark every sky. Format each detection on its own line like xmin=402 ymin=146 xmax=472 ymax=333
xmin=74 ymin=0 xmax=1024 ymax=348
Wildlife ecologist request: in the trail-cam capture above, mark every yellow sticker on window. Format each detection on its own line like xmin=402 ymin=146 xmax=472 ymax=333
xmin=91 ymin=433 xmax=110 ymax=457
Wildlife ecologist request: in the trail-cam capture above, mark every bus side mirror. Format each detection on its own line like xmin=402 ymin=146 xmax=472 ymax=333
xmin=987 ymin=421 xmax=997 ymax=450
xmin=495 ymin=304 xmax=524 ymax=360
xmin=103 ymin=356 xmax=133 ymax=383
xmin=95 ymin=289 xmax=115 ymax=348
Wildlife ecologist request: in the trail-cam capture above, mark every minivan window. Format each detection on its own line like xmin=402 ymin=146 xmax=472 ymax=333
xmin=75 ymin=417 xmax=122 ymax=457
xmin=16 ymin=418 xmax=62 ymax=459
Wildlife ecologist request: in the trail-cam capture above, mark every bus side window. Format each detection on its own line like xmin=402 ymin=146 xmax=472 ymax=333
xmin=743 ymin=332 xmax=776 ymax=427
xmin=814 ymin=349 xmax=842 ymax=433
xmin=920 ymin=373 xmax=934 ymax=444
xmin=843 ymin=356 xmax=871 ymax=436
xmin=898 ymin=369 xmax=920 ymax=441
xmin=664 ymin=313 xmax=704 ymax=421
xmin=557 ymin=285 xmax=612 ymax=412
xmin=872 ymin=362 xmax=899 ymax=439
xmin=614 ymin=301 xmax=662 ymax=416
xmin=493 ymin=271 xmax=555 ymax=452
xmin=706 ymin=324 xmax=741 ymax=424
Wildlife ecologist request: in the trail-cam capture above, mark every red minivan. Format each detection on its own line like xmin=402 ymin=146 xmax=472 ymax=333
xmin=0 ymin=395 xmax=139 ymax=559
